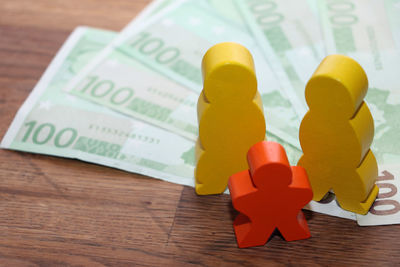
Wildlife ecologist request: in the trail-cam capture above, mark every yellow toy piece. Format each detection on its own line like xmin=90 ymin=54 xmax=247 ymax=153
xmin=195 ymin=42 xmax=266 ymax=195
xmin=298 ymin=54 xmax=379 ymax=215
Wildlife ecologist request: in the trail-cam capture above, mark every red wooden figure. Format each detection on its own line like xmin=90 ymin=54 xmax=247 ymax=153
xmin=228 ymin=141 xmax=313 ymax=248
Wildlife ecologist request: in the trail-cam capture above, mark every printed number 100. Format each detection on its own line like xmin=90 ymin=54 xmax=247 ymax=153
xmin=22 ymin=121 xmax=78 ymax=148
xmin=370 ymin=171 xmax=400 ymax=216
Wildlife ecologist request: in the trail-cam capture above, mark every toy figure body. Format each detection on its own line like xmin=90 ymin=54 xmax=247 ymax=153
xmin=298 ymin=54 xmax=379 ymax=214
xmin=195 ymin=42 xmax=266 ymax=195
xmin=229 ymin=141 xmax=313 ymax=248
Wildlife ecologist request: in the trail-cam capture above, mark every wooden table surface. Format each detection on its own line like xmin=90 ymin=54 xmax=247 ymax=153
xmin=1 ymin=1 xmax=399 ymax=266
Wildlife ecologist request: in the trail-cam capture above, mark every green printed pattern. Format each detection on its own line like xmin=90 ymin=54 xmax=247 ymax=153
xmin=73 ymin=136 xmax=122 ymax=159
xmin=128 ymin=98 xmax=173 ymax=122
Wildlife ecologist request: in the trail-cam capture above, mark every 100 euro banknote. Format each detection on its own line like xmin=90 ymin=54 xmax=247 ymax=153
xmin=1 ymin=25 xmax=359 ymax=221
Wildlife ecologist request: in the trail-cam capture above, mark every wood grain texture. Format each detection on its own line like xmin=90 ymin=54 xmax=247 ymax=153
xmin=1 ymin=1 xmax=400 ymax=266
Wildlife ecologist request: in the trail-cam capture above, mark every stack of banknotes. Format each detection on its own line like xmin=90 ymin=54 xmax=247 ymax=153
xmin=2 ymin=0 xmax=400 ymax=226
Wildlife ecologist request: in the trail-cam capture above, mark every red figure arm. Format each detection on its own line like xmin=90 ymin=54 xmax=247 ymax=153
xmin=228 ymin=170 xmax=257 ymax=211
xmin=288 ymin=166 xmax=314 ymax=208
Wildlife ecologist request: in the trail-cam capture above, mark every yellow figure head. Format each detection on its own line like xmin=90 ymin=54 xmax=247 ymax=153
xmin=201 ymin=42 xmax=257 ymax=103
xmin=305 ymin=54 xmax=368 ymax=119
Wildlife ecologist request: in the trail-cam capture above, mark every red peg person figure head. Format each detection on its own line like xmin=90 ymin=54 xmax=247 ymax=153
xmin=247 ymin=141 xmax=293 ymax=190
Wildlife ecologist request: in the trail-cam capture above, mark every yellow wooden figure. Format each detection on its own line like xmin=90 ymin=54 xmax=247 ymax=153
xmin=195 ymin=42 xmax=266 ymax=195
xmin=298 ymin=54 xmax=379 ymax=214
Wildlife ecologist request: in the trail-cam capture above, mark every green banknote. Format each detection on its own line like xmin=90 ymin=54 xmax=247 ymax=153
xmin=319 ymin=0 xmax=400 ymax=225
xmin=65 ymin=0 xmax=302 ymax=149
xmin=1 ymin=27 xmax=196 ymax=187
xmin=235 ymin=0 xmax=325 ymax=118
xmin=1 ymin=27 xmax=356 ymax=219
